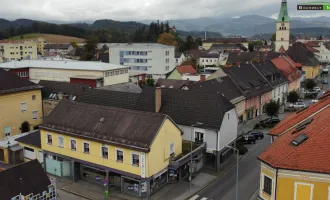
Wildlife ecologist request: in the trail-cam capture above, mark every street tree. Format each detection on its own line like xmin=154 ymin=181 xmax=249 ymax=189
xmin=146 ymin=78 xmax=155 ymax=86
xmin=287 ymin=91 xmax=299 ymax=103
xmin=81 ymin=36 xmax=98 ymax=61
xmin=271 ymin=33 xmax=276 ymax=41
xmin=70 ymin=41 xmax=78 ymax=48
xmin=265 ymin=100 xmax=280 ymax=119
xmin=305 ymin=79 xmax=316 ymax=90
xmin=157 ymin=32 xmax=178 ymax=46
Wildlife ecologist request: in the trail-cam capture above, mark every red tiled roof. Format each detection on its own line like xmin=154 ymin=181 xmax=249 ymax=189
xmin=283 ymin=55 xmax=302 ymax=67
xmin=176 ymin=65 xmax=197 ymax=75
xmin=259 ymin=98 xmax=330 ymax=173
xmin=271 ymin=57 xmax=301 ymax=83
xmin=269 ymin=98 xmax=330 ymax=136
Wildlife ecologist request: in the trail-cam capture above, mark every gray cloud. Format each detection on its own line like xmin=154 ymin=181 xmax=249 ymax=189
xmin=1 ymin=0 xmax=329 ymax=21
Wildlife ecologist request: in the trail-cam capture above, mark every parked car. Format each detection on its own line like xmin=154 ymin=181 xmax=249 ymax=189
xmin=247 ymin=131 xmax=264 ymax=140
xmin=313 ymin=87 xmax=321 ymax=92
xmin=310 ymin=99 xmax=319 ymax=105
xmin=322 ymin=79 xmax=328 ymax=84
xmin=237 ymin=135 xmax=256 ymax=144
xmin=289 ymin=102 xmax=306 ymax=109
xmin=259 ymin=118 xmax=281 ymax=127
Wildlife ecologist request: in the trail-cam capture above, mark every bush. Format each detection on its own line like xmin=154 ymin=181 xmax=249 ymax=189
xmin=305 ymin=79 xmax=316 ymax=90
xmin=254 ymin=123 xmax=261 ymax=129
xmin=287 ymin=91 xmax=299 ymax=103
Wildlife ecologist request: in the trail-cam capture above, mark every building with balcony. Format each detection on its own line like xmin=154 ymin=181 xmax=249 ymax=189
xmin=109 ymin=43 xmax=175 ymax=80
xmin=0 ymin=41 xmax=38 ymax=62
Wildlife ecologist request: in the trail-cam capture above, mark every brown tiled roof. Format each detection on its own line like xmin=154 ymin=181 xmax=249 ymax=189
xmin=41 ymin=101 xmax=171 ymax=152
xmin=271 ymin=57 xmax=301 ymax=83
xmin=176 ymin=65 xmax=196 ymax=75
xmin=283 ymin=55 xmax=302 ymax=67
xmin=259 ymin=98 xmax=330 ymax=173
xmin=287 ymin=42 xmax=319 ymax=66
xmin=0 ymin=69 xmax=42 ymax=95
xmin=0 ymin=160 xmax=51 ymax=199
xmin=268 ymin=98 xmax=330 ymax=136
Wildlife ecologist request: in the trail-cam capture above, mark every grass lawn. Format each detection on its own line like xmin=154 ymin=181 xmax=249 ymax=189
xmin=10 ymin=33 xmax=41 ymax=40
xmin=6 ymin=33 xmax=85 ymax=43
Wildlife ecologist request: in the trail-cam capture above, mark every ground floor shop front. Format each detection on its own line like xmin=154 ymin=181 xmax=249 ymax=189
xmin=43 ymin=151 xmax=171 ymax=197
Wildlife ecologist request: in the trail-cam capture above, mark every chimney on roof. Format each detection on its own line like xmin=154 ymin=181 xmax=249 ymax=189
xmin=155 ymin=87 xmax=162 ymax=113
xmin=200 ymin=75 xmax=206 ymax=82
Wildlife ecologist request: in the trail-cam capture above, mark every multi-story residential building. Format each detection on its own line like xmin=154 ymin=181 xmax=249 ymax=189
xmin=287 ymin=42 xmax=320 ymax=79
xmin=258 ymin=96 xmax=330 ymax=200
xmin=199 ymin=52 xmax=221 ymax=67
xmin=175 ymin=52 xmax=186 ymax=66
xmin=272 ymin=56 xmax=302 ymax=93
xmin=317 ymin=42 xmax=330 ymax=64
xmin=32 ymin=38 xmax=46 ymax=55
xmin=0 ymin=60 xmax=129 ymax=87
xmin=44 ymin=43 xmax=73 ymax=56
xmin=202 ymin=38 xmax=248 ymax=50
xmin=0 ymin=69 xmax=43 ymax=139
xmin=188 ymin=76 xmax=246 ymax=123
xmin=0 ymin=41 xmax=38 ymax=61
xmin=223 ymin=63 xmax=273 ymax=121
xmin=109 ymin=43 xmax=175 ymax=80
xmin=252 ymin=60 xmax=289 ymax=105
xmin=0 ymin=160 xmax=56 ymax=200
xmin=40 ymin=101 xmax=183 ymax=197
xmin=275 ymin=0 xmax=290 ymax=52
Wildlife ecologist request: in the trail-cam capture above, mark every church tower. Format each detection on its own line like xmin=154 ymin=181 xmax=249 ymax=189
xmin=275 ymin=0 xmax=290 ymax=52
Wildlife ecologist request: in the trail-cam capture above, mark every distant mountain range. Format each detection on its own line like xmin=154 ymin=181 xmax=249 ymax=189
xmin=1 ymin=15 xmax=330 ymax=38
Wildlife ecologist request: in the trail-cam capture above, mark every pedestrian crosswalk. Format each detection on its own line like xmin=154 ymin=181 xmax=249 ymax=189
xmin=189 ymin=194 xmax=210 ymax=200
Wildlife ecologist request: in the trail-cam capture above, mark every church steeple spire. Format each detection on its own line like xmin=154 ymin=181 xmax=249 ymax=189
xmin=277 ymin=0 xmax=290 ymax=22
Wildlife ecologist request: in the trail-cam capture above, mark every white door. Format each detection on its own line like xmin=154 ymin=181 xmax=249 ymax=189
xmin=38 ymin=151 xmax=44 ymax=163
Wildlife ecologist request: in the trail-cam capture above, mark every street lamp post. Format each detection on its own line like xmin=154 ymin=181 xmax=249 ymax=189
xmin=190 ymin=122 xmax=203 ymax=191
xmin=226 ymin=145 xmax=239 ymax=200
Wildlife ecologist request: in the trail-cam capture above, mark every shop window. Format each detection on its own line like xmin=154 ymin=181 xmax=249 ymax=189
xmin=47 ymin=134 xmax=52 ymax=145
xmin=58 ymin=136 xmax=64 ymax=148
xmin=263 ymin=175 xmax=272 ymax=196
xmin=116 ymin=149 xmax=123 ymax=163
xmin=102 ymin=146 xmax=108 ymax=159
xmin=169 ymin=142 xmax=175 ymax=156
xmin=83 ymin=142 xmax=90 ymax=154
xmin=132 ymin=153 xmax=139 ymax=167
xmin=70 ymin=139 xmax=76 ymax=151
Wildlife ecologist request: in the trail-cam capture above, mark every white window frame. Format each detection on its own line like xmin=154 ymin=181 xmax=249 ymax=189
xmin=46 ymin=133 xmax=52 ymax=145
xmin=32 ymin=110 xmax=38 ymax=120
xmin=194 ymin=130 xmax=205 ymax=143
xmin=261 ymin=174 xmax=274 ymax=197
xmin=83 ymin=141 xmax=90 ymax=154
xmin=70 ymin=138 xmax=77 ymax=151
xmin=58 ymin=136 xmax=64 ymax=148
xmin=131 ymin=152 xmax=140 ymax=167
xmin=101 ymin=145 xmax=109 ymax=159
xmin=294 ymin=182 xmax=314 ymax=200
xmin=115 ymin=148 xmax=124 ymax=163
xmin=21 ymin=102 xmax=27 ymax=112
xmin=169 ymin=142 xmax=175 ymax=156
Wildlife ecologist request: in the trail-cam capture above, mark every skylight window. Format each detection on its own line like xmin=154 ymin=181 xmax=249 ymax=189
xmin=291 ymin=134 xmax=308 ymax=146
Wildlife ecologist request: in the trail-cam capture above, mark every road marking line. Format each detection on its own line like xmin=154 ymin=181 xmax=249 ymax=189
xmin=201 ymin=198 xmax=208 ymax=200
xmin=189 ymin=195 xmax=200 ymax=200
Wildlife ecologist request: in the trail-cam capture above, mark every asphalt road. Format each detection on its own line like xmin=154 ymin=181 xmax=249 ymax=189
xmin=191 ymin=132 xmax=271 ymax=200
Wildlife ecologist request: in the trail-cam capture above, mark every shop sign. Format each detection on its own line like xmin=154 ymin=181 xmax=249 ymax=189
xmin=141 ymin=153 xmax=146 ymax=178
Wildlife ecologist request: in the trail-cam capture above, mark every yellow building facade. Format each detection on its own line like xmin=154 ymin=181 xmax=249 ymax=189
xmin=302 ymin=65 xmax=320 ymax=79
xmin=0 ymin=89 xmax=43 ymax=139
xmin=40 ymin=119 xmax=182 ymax=178
xmin=259 ymin=163 xmax=330 ymax=200
xmin=0 ymin=41 xmax=38 ymax=61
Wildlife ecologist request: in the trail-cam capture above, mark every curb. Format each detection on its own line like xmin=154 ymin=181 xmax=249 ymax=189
xmin=59 ymin=188 xmax=94 ymax=200
xmin=184 ymin=155 xmax=245 ymax=200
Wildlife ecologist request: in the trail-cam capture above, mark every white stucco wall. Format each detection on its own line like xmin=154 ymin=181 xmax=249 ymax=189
xmin=272 ymin=83 xmax=288 ymax=105
xmin=218 ymin=109 xmax=238 ymax=151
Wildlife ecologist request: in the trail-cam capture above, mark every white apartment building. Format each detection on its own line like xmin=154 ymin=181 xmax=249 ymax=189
xmin=109 ymin=43 xmax=175 ymax=80
xmin=0 ymin=41 xmax=38 ymax=62
xmin=317 ymin=43 xmax=330 ymax=64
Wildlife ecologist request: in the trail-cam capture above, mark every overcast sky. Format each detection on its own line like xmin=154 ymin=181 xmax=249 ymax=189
xmin=1 ymin=0 xmax=329 ymax=22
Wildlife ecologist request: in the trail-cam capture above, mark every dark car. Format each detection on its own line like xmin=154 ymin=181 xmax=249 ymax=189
xmin=237 ymin=135 xmax=256 ymax=144
xmin=259 ymin=118 xmax=280 ymax=127
xmin=247 ymin=131 xmax=264 ymax=140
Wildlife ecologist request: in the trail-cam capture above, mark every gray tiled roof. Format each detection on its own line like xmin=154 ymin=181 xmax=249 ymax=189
xmin=155 ymin=79 xmax=195 ymax=89
xmin=41 ymin=101 xmax=169 ymax=152
xmin=15 ymin=130 xmax=41 ymax=148
xmin=287 ymin=42 xmax=319 ymax=66
xmin=0 ymin=69 xmax=42 ymax=95
xmin=0 ymin=160 xmax=51 ymax=200
xmin=134 ymin=87 xmax=235 ymax=130
xmin=96 ymin=82 xmax=142 ymax=93
xmin=252 ymin=61 xmax=288 ymax=87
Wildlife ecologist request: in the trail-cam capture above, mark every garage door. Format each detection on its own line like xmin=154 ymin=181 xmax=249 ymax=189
xmin=23 ymin=147 xmax=35 ymax=160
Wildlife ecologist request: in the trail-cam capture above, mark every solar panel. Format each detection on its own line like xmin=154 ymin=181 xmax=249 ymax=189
xmin=291 ymin=134 xmax=308 ymax=146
